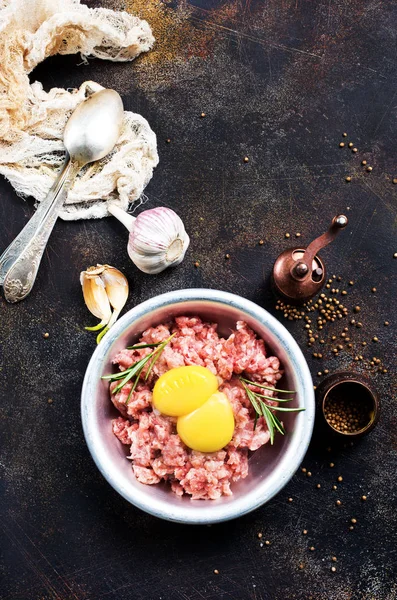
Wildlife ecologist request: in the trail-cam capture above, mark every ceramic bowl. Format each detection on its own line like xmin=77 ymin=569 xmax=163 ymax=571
xmin=81 ymin=288 xmax=315 ymax=524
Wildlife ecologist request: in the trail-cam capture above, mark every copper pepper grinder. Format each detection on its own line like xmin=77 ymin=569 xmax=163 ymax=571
xmin=272 ymin=215 xmax=348 ymax=303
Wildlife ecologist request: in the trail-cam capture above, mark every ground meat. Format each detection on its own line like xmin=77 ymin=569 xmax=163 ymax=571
xmin=110 ymin=316 xmax=283 ymax=499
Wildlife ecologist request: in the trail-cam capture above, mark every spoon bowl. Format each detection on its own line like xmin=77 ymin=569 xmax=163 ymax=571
xmin=64 ymin=89 xmax=124 ymax=165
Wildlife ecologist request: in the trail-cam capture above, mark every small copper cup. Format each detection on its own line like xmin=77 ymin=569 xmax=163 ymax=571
xmin=315 ymin=372 xmax=380 ymax=439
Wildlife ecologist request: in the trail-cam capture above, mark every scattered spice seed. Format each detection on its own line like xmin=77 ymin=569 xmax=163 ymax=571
xmin=258 ymin=532 xmax=263 ymax=539
xmin=345 ymin=176 xmax=352 ymax=182
xmin=362 ymin=160 xmax=367 ymax=166
xmin=301 ymin=467 xmax=307 ymax=473
xmin=214 ymin=569 xmax=219 ymax=575
xmin=337 ymin=476 xmax=343 ymax=482
xmin=371 ymin=287 xmax=377 ymax=293
xmin=351 ymin=518 xmax=357 ymax=524
xmin=394 ymin=253 xmax=397 ymax=258
xmin=352 ymin=148 xmax=358 ymax=153
xmin=285 ymin=232 xmax=290 ymax=238
xmin=303 ymin=530 xmax=308 ymax=535
xmin=348 ymin=143 xmax=353 ymax=148
xmin=373 ymin=336 xmax=379 ymax=342
xmin=384 ymin=321 xmax=389 ymax=326
xmin=307 ymin=472 xmax=312 ymax=477
xmin=366 ymin=166 xmax=373 ymax=172
xmin=295 ymin=232 xmax=301 ymax=237
xmin=353 ymin=306 xmax=361 ymax=313
xmin=194 ymin=261 xmax=200 ymax=268
xmin=361 ymin=495 xmax=367 ymax=501
xmin=333 ymin=485 xmax=337 ymax=490
xmin=393 ymin=178 xmax=397 ymax=184
xmin=349 ymin=526 xmax=354 ymax=530
xmin=166 ymin=138 xmax=171 ymax=143
xmin=331 ymin=566 xmax=337 ymax=572
xmin=316 ymin=483 xmax=321 ymax=489
xmin=342 ymin=133 xmax=347 ymax=137
xmin=200 ymin=112 xmax=206 ymax=118
xmin=259 ymin=239 xmax=264 ymax=245
xmin=299 ymin=563 xmax=305 ymax=570
xmin=329 ymin=463 xmax=335 ymax=468
xmin=309 ymin=546 xmax=315 ymax=551
xmin=47 ymin=398 xmax=53 ymax=404
xmin=336 ymin=500 xmax=342 ymax=506
xmin=265 ymin=540 xmax=271 ymax=546
xmin=225 ymin=253 xmax=230 ymax=259
xmin=43 ymin=332 xmax=50 ymax=338
xmin=288 ymin=497 xmax=293 ymax=503
xmin=332 ymin=556 xmax=337 ymax=562
xmin=243 ymin=156 xmax=249 ymax=163
xmin=339 ymin=142 xmax=345 ymax=148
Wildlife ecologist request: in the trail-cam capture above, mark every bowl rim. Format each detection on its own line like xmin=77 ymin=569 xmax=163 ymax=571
xmin=81 ymin=288 xmax=315 ymax=524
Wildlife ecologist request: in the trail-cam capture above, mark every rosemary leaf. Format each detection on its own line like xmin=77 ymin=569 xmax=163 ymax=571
xmin=270 ymin=406 xmax=306 ymax=412
xmin=240 ymin=377 xmax=296 ymax=394
xmin=126 ymin=342 xmax=161 ymax=350
xmin=144 ymin=334 xmax=175 ymax=381
xmin=260 ymin=402 xmax=275 ymax=444
xmin=255 ymin=393 xmax=295 ymax=402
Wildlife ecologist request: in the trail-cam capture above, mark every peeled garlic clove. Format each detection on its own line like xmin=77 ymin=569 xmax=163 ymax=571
xmin=101 ymin=265 xmax=129 ymax=311
xmin=108 ymin=204 xmax=190 ymax=275
xmin=81 ymin=271 xmax=112 ymax=324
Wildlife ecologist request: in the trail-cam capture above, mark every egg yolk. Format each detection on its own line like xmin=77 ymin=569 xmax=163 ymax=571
xmin=153 ymin=365 xmax=218 ymax=417
xmin=153 ymin=366 xmax=235 ymax=452
xmin=177 ymin=391 xmax=235 ymax=453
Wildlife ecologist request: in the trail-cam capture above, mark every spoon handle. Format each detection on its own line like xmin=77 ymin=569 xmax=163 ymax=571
xmin=0 ymin=157 xmax=71 ymax=284
xmin=1 ymin=159 xmax=81 ymax=303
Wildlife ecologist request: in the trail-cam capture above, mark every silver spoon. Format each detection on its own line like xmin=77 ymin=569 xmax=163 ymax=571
xmin=0 ymin=88 xmax=124 ymax=303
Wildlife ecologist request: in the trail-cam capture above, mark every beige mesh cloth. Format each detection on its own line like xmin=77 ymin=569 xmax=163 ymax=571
xmin=0 ymin=0 xmax=159 ymax=220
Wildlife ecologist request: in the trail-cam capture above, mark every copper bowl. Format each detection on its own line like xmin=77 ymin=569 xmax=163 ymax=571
xmin=315 ymin=371 xmax=380 ymax=439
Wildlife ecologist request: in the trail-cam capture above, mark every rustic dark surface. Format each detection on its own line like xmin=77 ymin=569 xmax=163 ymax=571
xmin=1 ymin=1 xmax=396 ymax=599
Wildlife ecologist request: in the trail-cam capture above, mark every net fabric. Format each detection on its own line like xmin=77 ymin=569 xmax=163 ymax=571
xmin=0 ymin=0 xmax=158 ymax=220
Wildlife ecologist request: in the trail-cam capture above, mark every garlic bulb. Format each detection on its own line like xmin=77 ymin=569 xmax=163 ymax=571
xmin=80 ymin=264 xmax=129 ymax=343
xmin=108 ymin=204 xmax=190 ymax=274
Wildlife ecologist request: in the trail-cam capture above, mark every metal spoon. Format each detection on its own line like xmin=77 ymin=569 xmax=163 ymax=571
xmin=0 ymin=88 xmax=124 ymax=303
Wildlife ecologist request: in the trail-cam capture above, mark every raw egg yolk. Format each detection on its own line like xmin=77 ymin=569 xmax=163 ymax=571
xmin=177 ymin=391 xmax=235 ymax=453
xmin=153 ymin=366 xmax=235 ymax=452
xmin=153 ymin=365 xmax=218 ymax=417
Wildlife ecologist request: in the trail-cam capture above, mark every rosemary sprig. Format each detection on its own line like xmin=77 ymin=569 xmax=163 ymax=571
xmin=102 ymin=334 xmax=175 ymax=405
xmin=240 ymin=377 xmax=304 ymax=445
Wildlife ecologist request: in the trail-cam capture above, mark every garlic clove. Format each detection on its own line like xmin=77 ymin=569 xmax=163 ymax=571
xmin=101 ymin=265 xmax=129 ymax=311
xmin=81 ymin=263 xmax=130 ymax=342
xmin=81 ymin=272 xmax=112 ymax=323
xmin=128 ymin=207 xmax=190 ymax=274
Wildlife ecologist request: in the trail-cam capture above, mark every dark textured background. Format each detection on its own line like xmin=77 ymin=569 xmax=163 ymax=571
xmin=1 ymin=1 xmax=396 ymax=599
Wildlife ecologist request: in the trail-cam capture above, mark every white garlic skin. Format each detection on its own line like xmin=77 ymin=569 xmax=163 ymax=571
xmin=127 ymin=207 xmax=190 ymax=274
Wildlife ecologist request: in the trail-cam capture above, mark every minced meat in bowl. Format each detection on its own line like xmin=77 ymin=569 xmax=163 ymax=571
xmin=81 ymin=289 xmax=315 ymax=524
